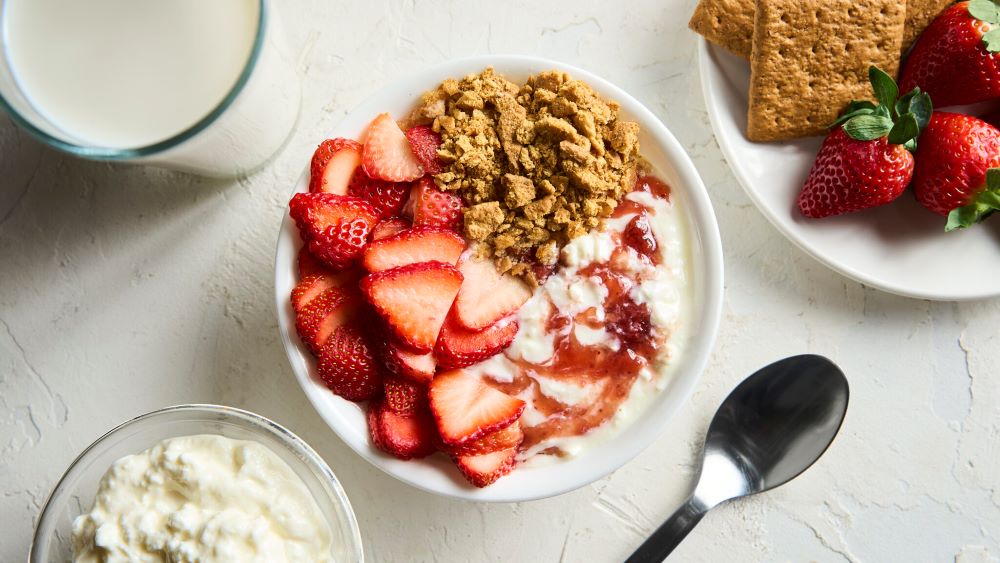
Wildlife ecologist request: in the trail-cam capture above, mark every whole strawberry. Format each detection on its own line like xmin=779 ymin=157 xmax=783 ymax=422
xmin=912 ymin=112 xmax=1000 ymax=230
xmin=798 ymin=67 xmax=931 ymax=218
xmin=899 ymin=1 xmax=1000 ymax=108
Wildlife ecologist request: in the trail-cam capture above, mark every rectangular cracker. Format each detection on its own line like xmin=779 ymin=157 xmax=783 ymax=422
xmin=688 ymin=0 xmax=755 ymax=58
xmin=746 ymin=0 xmax=906 ymax=141
xmin=902 ymin=0 xmax=952 ymax=53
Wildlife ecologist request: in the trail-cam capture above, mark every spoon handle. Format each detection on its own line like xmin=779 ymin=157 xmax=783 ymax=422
xmin=625 ymin=497 xmax=707 ymax=562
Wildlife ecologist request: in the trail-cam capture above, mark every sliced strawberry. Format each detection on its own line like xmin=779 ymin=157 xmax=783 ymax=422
xmin=289 ymin=193 xmax=378 ymax=241
xmin=383 ymin=376 xmax=423 ymax=415
xmin=445 ymin=421 xmax=523 ymax=457
xmin=361 ymin=262 xmax=463 ymax=353
xmin=348 ymin=174 xmax=411 ymax=219
xmin=362 ymin=227 xmax=466 ymax=273
xmin=317 ymin=324 xmax=382 ymax=401
xmin=297 ymin=246 xmax=326 ymax=278
xmin=453 ymin=446 xmax=517 ymax=488
xmin=362 ymin=113 xmax=423 ymax=182
xmin=371 ymin=217 xmax=412 ymax=241
xmin=407 ymin=178 xmax=463 ymax=230
xmin=435 ymin=314 xmax=519 ymax=370
xmin=384 ymin=340 xmax=436 ymax=384
xmin=368 ymin=398 xmax=437 ymax=460
xmin=310 ymin=138 xmax=363 ymax=194
xmin=429 ymin=369 xmax=525 ymax=446
xmin=308 ymin=217 xmax=373 ymax=270
xmin=453 ymin=254 xmax=532 ymax=331
xmin=295 ymin=287 xmax=362 ymax=353
xmin=291 ymin=268 xmax=363 ymax=313
xmin=405 ymin=125 xmax=443 ymax=175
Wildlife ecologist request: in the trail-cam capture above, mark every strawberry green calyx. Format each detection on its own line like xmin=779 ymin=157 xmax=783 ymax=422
xmin=968 ymin=0 xmax=1000 ymax=52
xmin=832 ymin=66 xmax=932 ymax=150
xmin=945 ymin=168 xmax=1000 ymax=231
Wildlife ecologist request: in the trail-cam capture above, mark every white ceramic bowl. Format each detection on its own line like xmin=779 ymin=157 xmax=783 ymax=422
xmin=275 ymin=55 xmax=724 ymax=502
xmin=30 ymin=404 xmax=364 ymax=562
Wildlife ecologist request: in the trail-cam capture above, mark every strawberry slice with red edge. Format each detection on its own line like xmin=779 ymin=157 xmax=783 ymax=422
xmin=371 ymin=217 xmax=412 ymax=241
xmin=368 ymin=398 xmax=437 ymax=460
xmin=316 ymin=324 xmax=383 ymax=401
xmin=453 ymin=446 xmax=518 ymax=488
xmin=362 ymin=113 xmax=424 ymax=182
xmin=363 ymin=226 xmax=466 ymax=273
xmin=405 ymin=178 xmax=463 ymax=230
xmin=291 ymin=269 xmax=363 ymax=312
xmin=383 ymin=376 xmax=423 ymax=415
xmin=383 ymin=338 xmax=436 ymax=384
xmin=310 ymin=138 xmax=363 ymax=195
xmin=308 ymin=217 xmax=373 ymax=271
xmin=289 ymin=193 xmax=378 ymax=241
xmin=405 ymin=125 xmax=444 ymax=175
xmin=295 ymin=287 xmax=362 ymax=353
xmin=453 ymin=254 xmax=532 ymax=330
xmin=349 ymin=174 xmax=411 ymax=219
xmin=361 ymin=262 xmax=463 ymax=353
xmin=444 ymin=421 xmax=523 ymax=457
xmin=435 ymin=313 xmax=519 ymax=370
xmin=429 ymin=369 xmax=525 ymax=446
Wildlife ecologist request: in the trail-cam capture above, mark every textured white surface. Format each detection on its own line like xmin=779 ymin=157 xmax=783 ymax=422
xmin=1 ymin=1 xmax=999 ymax=561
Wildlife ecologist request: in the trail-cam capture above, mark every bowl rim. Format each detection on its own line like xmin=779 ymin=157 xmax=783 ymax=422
xmin=30 ymin=403 xmax=364 ymax=562
xmin=274 ymin=54 xmax=724 ymax=502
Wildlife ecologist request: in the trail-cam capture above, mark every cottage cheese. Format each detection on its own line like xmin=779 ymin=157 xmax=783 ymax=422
xmin=71 ymin=434 xmax=334 ymax=563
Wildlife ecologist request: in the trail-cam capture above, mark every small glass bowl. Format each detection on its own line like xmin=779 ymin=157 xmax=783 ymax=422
xmin=30 ymin=404 xmax=364 ymax=562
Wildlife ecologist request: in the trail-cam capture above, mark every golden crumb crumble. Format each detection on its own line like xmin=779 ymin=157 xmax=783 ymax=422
xmin=410 ymin=68 xmax=640 ymax=286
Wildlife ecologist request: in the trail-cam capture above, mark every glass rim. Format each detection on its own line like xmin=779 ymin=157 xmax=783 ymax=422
xmin=29 ymin=403 xmax=364 ymax=562
xmin=0 ymin=0 xmax=268 ymax=160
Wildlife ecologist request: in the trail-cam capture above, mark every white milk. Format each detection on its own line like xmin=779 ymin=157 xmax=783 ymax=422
xmin=4 ymin=0 xmax=261 ymax=149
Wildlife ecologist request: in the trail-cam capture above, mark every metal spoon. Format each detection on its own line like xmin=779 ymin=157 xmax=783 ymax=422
xmin=626 ymin=354 xmax=849 ymax=562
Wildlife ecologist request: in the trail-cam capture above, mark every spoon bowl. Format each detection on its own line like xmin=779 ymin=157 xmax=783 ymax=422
xmin=628 ymin=355 xmax=849 ymax=561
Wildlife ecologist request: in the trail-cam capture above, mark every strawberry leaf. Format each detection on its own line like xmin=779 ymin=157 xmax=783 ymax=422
xmin=907 ymin=90 xmax=933 ymax=131
xmin=887 ymin=114 xmax=919 ymax=145
xmin=945 ymin=167 xmax=1000 ymax=231
xmin=843 ymin=114 xmax=893 ymax=141
xmin=831 ymin=100 xmax=877 ymax=126
xmin=869 ymin=66 xmax=898 ymax=110
xmin=968 ymin=0 xmax=1000 ymax=24
xmin=983 ymin=28 xmax=1000 ymax=52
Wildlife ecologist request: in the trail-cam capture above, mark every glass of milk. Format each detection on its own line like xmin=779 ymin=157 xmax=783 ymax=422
xmin=0 ymin=0 xmax=300 ymax=177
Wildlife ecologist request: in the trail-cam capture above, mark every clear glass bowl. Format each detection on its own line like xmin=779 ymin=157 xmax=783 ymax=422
xmin=30 ymin=404 xmax=364 ymax=562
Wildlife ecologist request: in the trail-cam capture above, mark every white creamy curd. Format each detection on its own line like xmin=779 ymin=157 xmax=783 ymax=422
xmin=466 ymin=187 xmax=693 ymax=463
xmin=71 ymin=434 xmax=334 ymax=563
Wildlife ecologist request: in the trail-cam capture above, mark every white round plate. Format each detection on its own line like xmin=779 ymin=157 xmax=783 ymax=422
xmin=275 ymin=55 xmax=724 ymax=502
xmin=699 ymin=39 xmax=1000 ymax=301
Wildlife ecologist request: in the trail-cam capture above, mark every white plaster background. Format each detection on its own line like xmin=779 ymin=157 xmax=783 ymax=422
xmin=1 ymin=1 xmax=998 ymax=561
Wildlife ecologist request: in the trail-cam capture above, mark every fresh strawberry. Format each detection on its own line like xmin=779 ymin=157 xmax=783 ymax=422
xmin=383 ymin=376 xmax=423 ymax=415
xmin=295 ymin=287 xmax=361 ymax=353
xmin=436 ymin=314 xmax=519 ymax=370
xmin=912 ymin=112 xmax=1000 ymax=229
xmin=899 ymin=1 xmax=1000 ymax=108
xmin=361 ymin=262 xmax=463 ymax=352
xmin=405 ymin=125 xmax=444 ymax=175
xmin=348 ymin=174 xmax=411 ymax=219
xmin=798 ymin=67 xmax=930 ymax=218
xmin=316 ymin=324 xmax=382 ymax=401
xmin=289 ymin=193 xmax=378 ymax=241
xmin=368 ymin=398 xmax=437 ymax=460
xmin=298 ymin=246 xmax=326 ymax=278
xmin=383 ymin=339 xmax=436 ymax=384
xmin=429 ymin=369 xmax=525 ymax=446
xmin=452 ymin=254 xmax=532 ymax=331
xmin=308 ymin=217 xmax=373 ymax=270
xmin=453 ymin=446 xmax=517 ymax=488
xmin=444 ymin=421 xmax=523 ymax=457
xmin=291 ymin=274 xmax=337 ymax=313
xmin=362 ymin=113 xmax=424 ymax=182
xmin=362 ymin=227 xmax=466 ymax=273
xmin=371 ymin=217 xmax=412 ymax=241
xmin=309 ymin=138 xmax=363 ymax=195
xmin=406 ymin=178 xmax=463 ymax=230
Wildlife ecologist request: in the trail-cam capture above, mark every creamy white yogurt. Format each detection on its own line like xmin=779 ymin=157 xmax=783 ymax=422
xmin=71 ymin=434 xmax=334 ymax=563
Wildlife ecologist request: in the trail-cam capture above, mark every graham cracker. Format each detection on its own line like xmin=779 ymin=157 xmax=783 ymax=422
xmin=746 ymin=0 xmax=906 ymax=141
xmin=902 ymin=0 xmax=952 ymax=54
xmin=688 ymin=0 xmax=755 ymax=58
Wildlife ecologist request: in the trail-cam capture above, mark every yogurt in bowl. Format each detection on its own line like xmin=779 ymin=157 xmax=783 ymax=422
xmin=274 ymin=55 xmax=723 ymax=502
